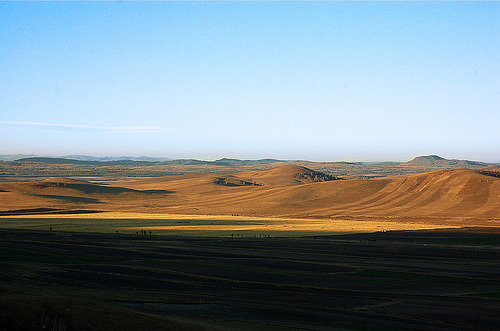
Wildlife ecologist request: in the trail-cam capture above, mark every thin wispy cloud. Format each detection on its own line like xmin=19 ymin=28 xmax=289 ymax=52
xmin=0 ymin=121 xmax=165 ymax=133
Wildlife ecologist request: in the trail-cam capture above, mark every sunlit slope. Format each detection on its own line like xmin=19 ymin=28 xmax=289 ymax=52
xmin=1 ymin=167 xmax=499 ymax=220
xmin=278 ymin=169 xmax=500 ymax=218
xmin=0 ymin=177 xmax=171 ymax=211
xmin=124 ymin=165 xmax=338 ymax=188
xmin=120 ymin=168 xmax=500 ymax=219
xmin=235 ymin=165 xmax=339 ymax=186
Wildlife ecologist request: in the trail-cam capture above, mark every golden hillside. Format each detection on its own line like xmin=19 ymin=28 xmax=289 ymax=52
xmin=1 ymin=166 xmax=499 ymax=223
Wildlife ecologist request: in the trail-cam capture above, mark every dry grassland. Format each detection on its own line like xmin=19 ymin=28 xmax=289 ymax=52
xmin=1 ymin=166 xmax=499 ymax=236
xmin=0 ymin=212 xmax=467 ymax=236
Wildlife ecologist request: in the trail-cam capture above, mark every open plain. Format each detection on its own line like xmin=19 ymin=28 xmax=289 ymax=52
xmin=1 ymin=228 xmax=500 ymax=330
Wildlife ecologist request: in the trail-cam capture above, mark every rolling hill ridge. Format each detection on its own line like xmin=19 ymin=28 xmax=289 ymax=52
xmin=1 ymin=166 xmax=499 ymax=223
xmin=1 ymin=154 xmax=494 ymax=182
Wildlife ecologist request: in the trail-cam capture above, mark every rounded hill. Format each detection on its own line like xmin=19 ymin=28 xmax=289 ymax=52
xmin=404 ymin=155 xmax=487 ymax=169
xmin=240 ymin=165 xmax=339 ymax=186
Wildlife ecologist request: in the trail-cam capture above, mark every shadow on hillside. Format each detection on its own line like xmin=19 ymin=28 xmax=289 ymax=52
xmin=0 ymin=208 xmax=103 ymax=216
xmin=62 ymin=183 xmax=138 ymax=194
xmin=41 ymin=183 xmax=173 ymax=195
xmin=35 ymin=195 xmax=102 ymax=204
xmin=140 ymin=189 xmax=174 ymax=194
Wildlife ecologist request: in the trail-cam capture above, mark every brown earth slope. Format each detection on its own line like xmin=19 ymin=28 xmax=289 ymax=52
xmin=1 ymin=166 xmax=499 ymax=222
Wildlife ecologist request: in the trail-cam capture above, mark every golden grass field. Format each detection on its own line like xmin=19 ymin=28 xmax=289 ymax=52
xmin=0 ymin=212 xmax=469 ymax=237
xmin=1 ymin=165 xmax=499 ymax=236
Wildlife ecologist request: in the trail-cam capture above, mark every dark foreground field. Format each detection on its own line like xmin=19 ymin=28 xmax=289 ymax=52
xmin=1 ymin=228 xmax=499 ymax=330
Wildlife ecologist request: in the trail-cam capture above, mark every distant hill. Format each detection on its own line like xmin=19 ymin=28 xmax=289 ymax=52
xmin=7 ymin=155 xmax=491 ymax=170
xmin=403 ymin=155 xmax=488 ymax=169
xmin=213 ymin=158 xmax=282 ymax=166
xmin=15 ymin=157 xmax=157 ymax=166
xmin=11 ymin=156 xmax=284 ymax=168
xmin=0 ymin=154 xmax=37 ymax=161
xmin=2 ymin=155 xmax=496 ymax=182
xmin=233 ymin=165 xmax=341 ymax=186
xmin=0 ymin=154 xmax=171 ymax=162
xmin=157 ymin=158 xmax=283 ymax=166
xmin=160 ymin=159 xmax=212 ymax=166
xmin=62 ymin=155 xmax=172 ymax=162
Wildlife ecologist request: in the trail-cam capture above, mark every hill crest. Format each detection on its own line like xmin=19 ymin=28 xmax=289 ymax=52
xmin=404 ymin=155 xmax=487 ymax=169
xmin=234 ymin=165 xmax=340 ymax=186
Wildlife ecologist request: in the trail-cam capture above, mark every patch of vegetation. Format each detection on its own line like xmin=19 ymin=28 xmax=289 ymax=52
xmin=213 ymin=177 xmax=261 ymax=187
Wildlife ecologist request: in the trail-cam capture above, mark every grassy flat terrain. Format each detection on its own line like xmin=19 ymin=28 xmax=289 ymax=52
xmin=0 ymin=212 xmax=467 ymax=237
xmin=1 ymin=228 xmax=499 ymax=330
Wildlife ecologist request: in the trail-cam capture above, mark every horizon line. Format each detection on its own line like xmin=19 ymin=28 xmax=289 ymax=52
xmin=1 ymin=153 xmax=498 ymax=164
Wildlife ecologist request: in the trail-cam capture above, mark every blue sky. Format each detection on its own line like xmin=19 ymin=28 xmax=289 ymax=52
xmin=1 ymin=2 xmax=499 ymax=161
